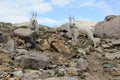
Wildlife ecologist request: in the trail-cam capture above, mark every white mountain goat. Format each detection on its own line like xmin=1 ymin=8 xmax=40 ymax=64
xmin=14 ymin=12 xmax=39 ymax=34
xmin=68 ymin=16 xmax=96 ymax=47
xmin=29 ymin=12 xmax=39 ymax=34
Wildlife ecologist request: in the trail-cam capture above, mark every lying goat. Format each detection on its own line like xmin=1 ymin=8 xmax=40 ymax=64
xmin=68 ymin=17 xmax=96 ymax=47
xmin=14 ymin=12 xmax=39 ymax=34
xmin=29 ymin=12 xmax=39 ymax=34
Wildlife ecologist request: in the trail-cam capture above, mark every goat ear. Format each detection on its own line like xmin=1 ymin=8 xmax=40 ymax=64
xmin=31 ymin=12 xmax=35 ymax=18
xmin=35 ymin=12 xmax=37 ymax=19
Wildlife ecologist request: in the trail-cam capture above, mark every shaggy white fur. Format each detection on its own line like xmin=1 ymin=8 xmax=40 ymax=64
xmin=14 ymin=13 xmax=39 ymax=34
xmin=69 ymin=18 xmax=96 ymax=47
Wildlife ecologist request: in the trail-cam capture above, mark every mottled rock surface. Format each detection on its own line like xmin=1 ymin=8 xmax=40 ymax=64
xmin=94 ymin=15 xmax=120 ymax=38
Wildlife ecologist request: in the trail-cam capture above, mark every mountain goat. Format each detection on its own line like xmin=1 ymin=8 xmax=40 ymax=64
xmin=14 ymin=12 xmax=39 ymax=34
xmin=68 ymin=16 xmax=96 ymax=47
xmin=29 ymin=12 xmax=39 ymax=34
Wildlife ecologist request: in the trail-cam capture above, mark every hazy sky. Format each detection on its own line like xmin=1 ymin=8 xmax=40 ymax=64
xmin=0 ymin=0 xmax=120 ymax=27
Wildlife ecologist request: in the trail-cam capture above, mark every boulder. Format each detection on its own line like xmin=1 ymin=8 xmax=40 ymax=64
xmin=105 ymin=15 xmax=117 ymax=21
xmin=66 ymin=68 xmax=80 ymax=76
xmin=110 ymin=65 xmax=120 ymax=76
xmin=6 ymin=39 xmax=15 ymax=53
xmin=111 ymin=39 xmax=120 ymax=46
xmin=105 ymin=52 xmax=120 ymax=60
xmin=56 ymin=23 xmax=69 ymax=32
xmin=52 ymin=41 xmax=71 ymax=54
xmin=22 ymin=70 xmax=42 ymax=80
xmin=57 ymin=68 xmax=66 ymax=76
xmin=57 ymin=23 xmax=72 ymax=39
xmin=94 ymin=15 xmax=120 ymax=38
xmin=76 ymin=58 xmax=88 ymax=70
xmin=16 ymin=49 xmax=29 ymax=55
xmin=40 ymin=39 xmax=50 ymax=51
xmin=13 ymin=28 xmax=37 ymax=42
xmin=101 ymin=44 xmax=111 ymax=49
xmin=0 ymin=32 xmax=6 ymax=43
xmin=15 ymin=52 xmax=50 ymax=70
xmin=12 ymin=70 xmax=23 ymax=78
xmin=110 ymin=68 xmax=120 ymax=76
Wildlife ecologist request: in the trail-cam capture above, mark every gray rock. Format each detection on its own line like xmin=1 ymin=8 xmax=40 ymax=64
xmin=14 ymin=28 xmax=37 ymax=42
xmin=22 ymin=70 xmax=42 ymax=80
xmin=111 ymin=39 xmax=120 ymax=46
xmin=12 ymin=70 xmax=23 ymax=78
xmin=105 ymin=15 xmax=117 ymax=21
xmin=39 ymin=70 xmax=55 ymax=79
xmin=94 ymin=15 xmax=120 ymax=38
xmin=45 ymin=76 xmax=79 ymax=80
xmin=0 ymin=32 xmax=6 ymax=43
xmin=52 ymin=41 xmax=71 ymax=54
xmin=56 ymin=23 xmax=72 ymax=39
xmin=6 ymin=39 xmax=15 ymax=53
xmin=76 ymin=58 xmax=88 ymax=70
xmin=26 ymin=42 xmax=33 ymax=48
xmin=14 ymin=28 xmax=34 ymax=37
xmin=16 ymin=49 xmax=29 ymax=55
xmin=15 ymin=52 xmax=50 ymax=70
xmin=102 ymin=44 xmax=111 ymax=49
xmin=105 ymin=52 xmax=120 ymax=60
xmin=57 ymin=68 xmax=66 ymax=76
xmin=66 ymin=67 xmax=80 ymax=76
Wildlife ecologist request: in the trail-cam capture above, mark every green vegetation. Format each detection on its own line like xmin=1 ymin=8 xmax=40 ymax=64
xmin=20 ymin=26 xmax=28 ymax=28
xmin=39 ymin=27 xmax=46 ymax=33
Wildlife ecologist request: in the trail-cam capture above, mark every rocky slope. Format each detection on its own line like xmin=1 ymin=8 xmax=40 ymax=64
xmin=0 ymin=16 xmax=120 ymax=80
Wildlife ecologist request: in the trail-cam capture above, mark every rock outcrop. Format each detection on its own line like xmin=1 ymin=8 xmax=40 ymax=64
xmin=94 ymin=15 xmax=120 ymax=39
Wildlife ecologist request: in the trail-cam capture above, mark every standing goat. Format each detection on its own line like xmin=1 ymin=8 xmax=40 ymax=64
xmin=29 ymin=12 xmax=39 ymax=34
xmin=68 ymin=16 xmax=96 ymax=47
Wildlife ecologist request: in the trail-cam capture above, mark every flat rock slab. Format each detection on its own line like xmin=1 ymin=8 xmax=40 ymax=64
xmin=14 ymin=28 xmax=34 ymax=37
xmin=52 ymin=41 xmax=71 ymax=54
xmin=14 ymin=28 xmax=37 ymax=42
xmin=45 ymin=76 xmax=79 ymax=80
xmin=111 ymin=39 xmax=120 ymax=46
xmin=105 ymin=52 xmax=120 ymax=60
xmin=15 ymin=52 xmax=50 ymax=70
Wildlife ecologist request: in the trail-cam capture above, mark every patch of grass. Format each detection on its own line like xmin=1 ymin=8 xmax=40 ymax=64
xmin=39 ymin=27 xmax=46 ymax=33
xmin=57 ymin=73 xmax=65 ymax=77
xmin=78 ymin=71 xmax=86 ymax=79
xmin=20 ymin=26 xmax=28 ymax=28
